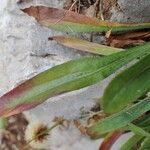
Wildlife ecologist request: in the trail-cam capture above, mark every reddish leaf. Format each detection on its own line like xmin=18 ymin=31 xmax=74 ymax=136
xmin=99 ymin=130 xmax=123 ymax=150
xmin=22 ymin=6 xmax=150 ymax=33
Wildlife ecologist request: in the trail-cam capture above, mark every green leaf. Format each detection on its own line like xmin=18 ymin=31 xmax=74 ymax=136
xmin=135 ymin=113 xmax=150 ymax=128
xmin=0 ymin=42 xmax=149 ymax=118
xmin=0 ymin=118 xmax=7 ymax=130
xmin=128 ymin=123 xmax=150 ymax=137
xmin=139 ymin=137 xmax=150 ymax=150
xmin=121 ymin=115 xmax=150 ymax=150
xmin=120 ymin=135 xmax=143 ymax=150
xmin=22 ymin=6 xmax=150 ymax=33
xmin=102 ymin=54 xmax=150 ymax=114
xmin=49 ymin=36 xmax=123 ymax=55
xmin=87 ymin=97 xmax=150 ymax=138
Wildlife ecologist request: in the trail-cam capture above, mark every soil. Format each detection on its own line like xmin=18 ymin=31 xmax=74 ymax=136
xmin=0 ymin=114 xmax=37 ymax=150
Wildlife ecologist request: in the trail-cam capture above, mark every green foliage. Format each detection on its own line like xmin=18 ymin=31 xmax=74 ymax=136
xmin=128 ymin=123 xmax=150 ymax=137
xmin=0 ymin=118 xmax=8 ymax=130
xmin=120 ymin=135 xmax=143 ymax=150
xmin=139 ymin=137 xmax=150 ymax=150
xmin=87 ymin=97 xmax=150 ymax=138
xmin=0 ymin=43 xmax=149 ymax=117
xmin=102 ymin=54 xmax=150 ymax=114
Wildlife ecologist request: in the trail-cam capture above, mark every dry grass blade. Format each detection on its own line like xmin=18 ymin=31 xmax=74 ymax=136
xmin=49 ymin=36 xmax=123 ymax=55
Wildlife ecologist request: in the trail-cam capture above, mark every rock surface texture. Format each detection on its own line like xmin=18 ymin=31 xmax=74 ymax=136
xmin=110 ymin=0 xmax=150 ymax=22
xmin=0 ymin=0 xmax=149 ymax=149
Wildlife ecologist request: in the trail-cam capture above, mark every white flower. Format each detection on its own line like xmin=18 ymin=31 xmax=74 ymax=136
xmin=25 ymin=121 xmax=50 ymax=149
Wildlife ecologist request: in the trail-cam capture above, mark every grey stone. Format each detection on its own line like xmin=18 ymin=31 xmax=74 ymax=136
xmin=110 ymin=0 xmax=150 ymax=22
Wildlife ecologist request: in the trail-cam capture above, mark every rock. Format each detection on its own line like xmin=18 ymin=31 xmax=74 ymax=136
xmin=110 ymin=0 xmax=150 ymax=22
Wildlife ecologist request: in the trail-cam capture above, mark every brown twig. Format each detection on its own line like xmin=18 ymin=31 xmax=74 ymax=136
xmin=54 ymin=0 xmax=78 ymax=25
xmin=99 ymin=0 xmax=104 ymax=20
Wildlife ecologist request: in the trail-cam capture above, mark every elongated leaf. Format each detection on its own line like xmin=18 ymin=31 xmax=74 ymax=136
xmin=49 ymin=36 xmax=123 ymax=55
xmin=110 ymin=31 xmax=150 ymax=40
xmin=102 ymin=54 xmax=150 ymax=114
xmin=135 ymin=113 xmax=150 ymax=128
xmin=22 ymin=6 xmax=150 ymax=33
xmin=139 ymin=137 xmax=150 ymax=150
xmin=87 ymin=97 xmax=150 ymax=138
xmin=120 ymin=135 xmax=143 ymax=150
xmin=121 ymin=116 xmax=150 ymax=150
xmin=99 ymin=130 xmax=123 ymax=150
xmin=0 ymin=43 xmax=149 ymax=118
xmin=128 ymin=123 xmax=150 ymax=137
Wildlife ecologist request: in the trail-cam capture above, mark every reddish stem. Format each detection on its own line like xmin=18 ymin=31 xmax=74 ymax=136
xmin=99 ymin=130 xmax=123 ymax=150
